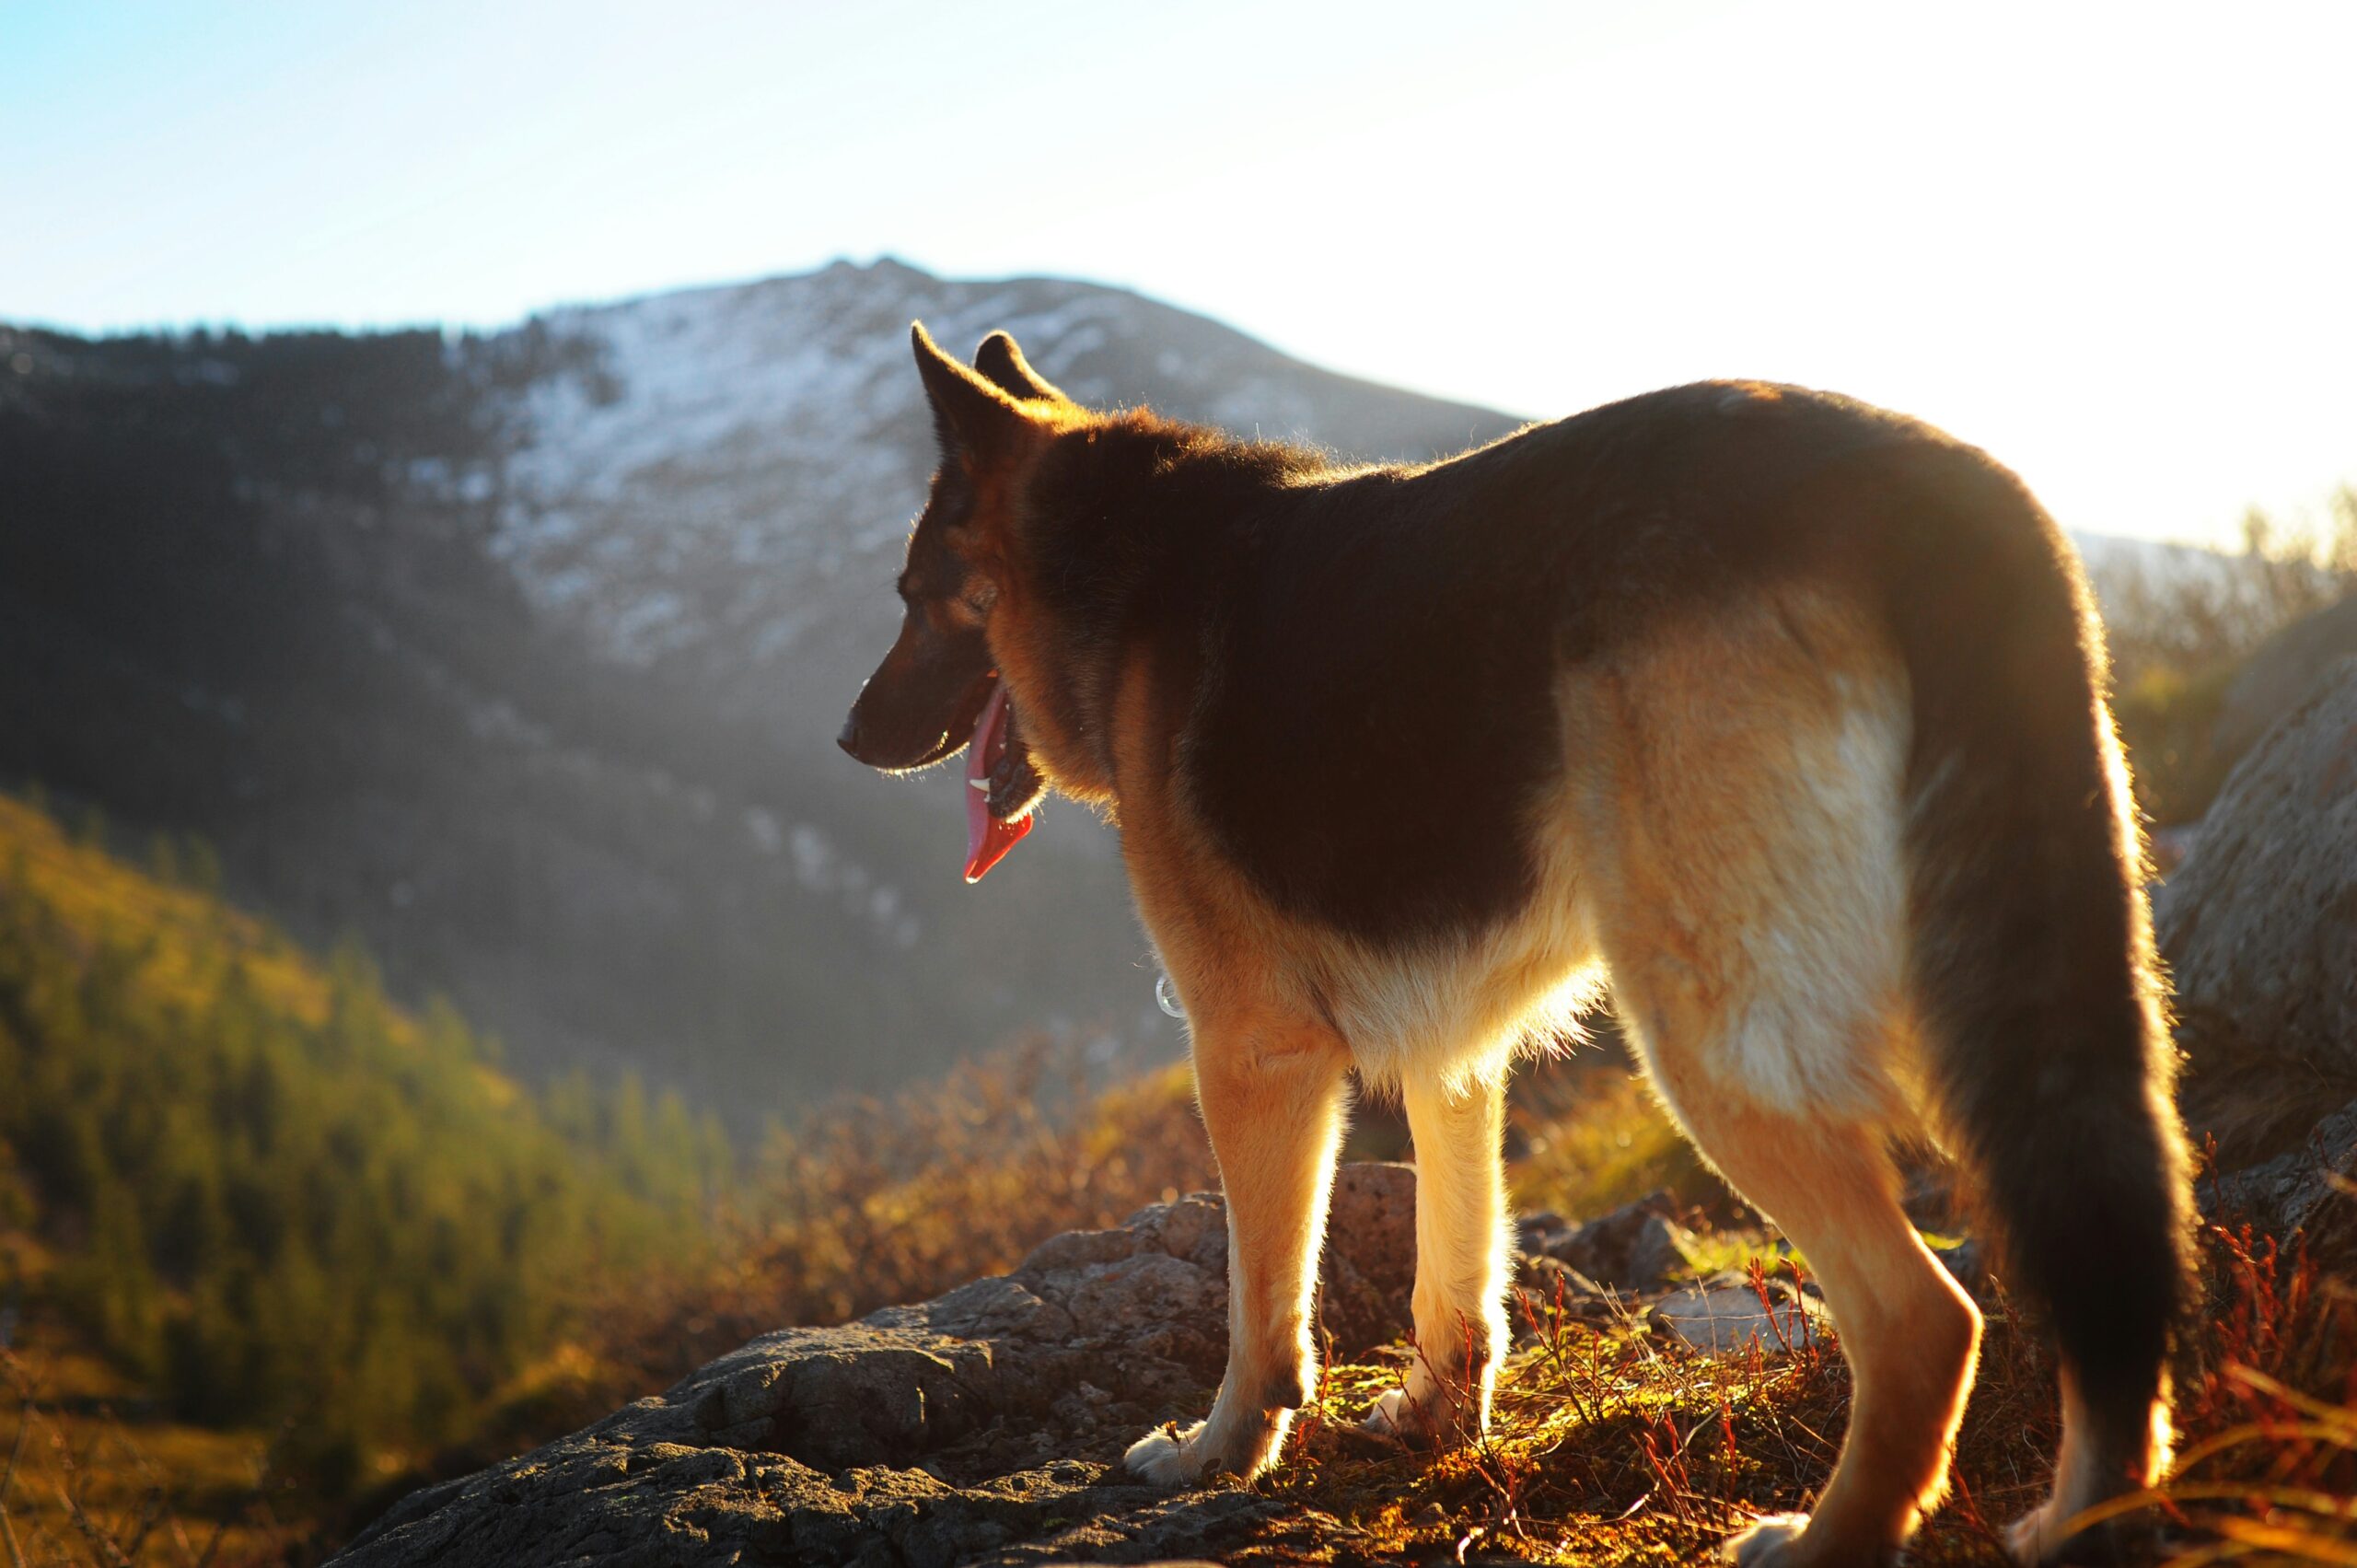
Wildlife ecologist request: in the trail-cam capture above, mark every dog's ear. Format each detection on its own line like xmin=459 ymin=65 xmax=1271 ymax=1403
xmin=972 ymin=331 xmax=1068 ymax=405
xmin=912 ymin=322 xmax=1025 ymax=455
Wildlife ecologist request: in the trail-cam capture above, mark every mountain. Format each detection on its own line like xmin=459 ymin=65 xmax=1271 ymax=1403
xmin=494 ymin=259 xmax=1516 ymax=685
xmin=0 ymin=260 xmax=1519 ymax=1121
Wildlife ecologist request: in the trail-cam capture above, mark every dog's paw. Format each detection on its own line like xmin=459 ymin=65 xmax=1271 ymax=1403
xmin=1123 ymin=1421 xmax=1213 ymax=1488
xmin=1722 ymin=1514 xmax=1811 ymax=1567
xmin=2004 ymin=1505 xmax=2055 ymax=1568
xmin=1125 ymin=1405 xmax=1294 ymax=1488
xmin=1364 ymin=1376 xmax=1488 ymax=1450
xmin=1362 ymin=1387 xmax=1438 ymax=1448
xmin=2003 ymin=1501 xmax=2149 ymax=1567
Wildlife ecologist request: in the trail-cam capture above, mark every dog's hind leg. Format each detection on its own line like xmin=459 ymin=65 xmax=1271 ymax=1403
xmin=1124 ymin=1008 xmax=1350 ymax=1486
xmin=1661 ymin=1085 xmax=1982 ymax=1568
xmin=1603 ymin=824 xmax=1984 ymax=1564
xmin=1573 ymin=602 xmax=1980 ymax=1563
xmin=1365 ymin=1069 xmax=1510 ymax=1445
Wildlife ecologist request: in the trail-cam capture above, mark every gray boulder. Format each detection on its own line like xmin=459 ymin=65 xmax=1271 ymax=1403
xmin=2157 ymin=656 xmax=2357 ymax=1162
xmin=2206 ymin=1097 xmax=2357 ymax=1272
xmin=2212 ymin=593 xmax=2357 ymax=768
xmin=1649 ymin=1279 xmax=1826 ymax=1358
xmin=1522 ymin=1191 xmax=1703 ymax=1291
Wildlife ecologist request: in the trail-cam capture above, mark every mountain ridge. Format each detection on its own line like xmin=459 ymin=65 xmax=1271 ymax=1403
xmin=0 ymin=261 xmax=1523 ymax=1121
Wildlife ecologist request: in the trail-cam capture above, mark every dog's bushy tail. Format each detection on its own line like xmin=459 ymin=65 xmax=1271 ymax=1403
xmin=1876 ymin=445 xmax=2195 ymax=1459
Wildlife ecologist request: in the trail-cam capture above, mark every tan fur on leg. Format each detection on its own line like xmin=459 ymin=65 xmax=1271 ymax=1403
xmin=1569 ymin=598 xmax=1981 ymax=1560
xmin=1124 ymin=1011 xmax=1350 ymax=1486
xmin=1678 ymin=1101 xmax=1982 ymax=1567
xmin=1367 ymin=1071 xmax=1511 ymax=1445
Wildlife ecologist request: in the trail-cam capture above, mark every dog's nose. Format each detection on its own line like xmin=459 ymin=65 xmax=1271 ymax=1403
xmin=837 ymin=708 xmax=865 ymax=761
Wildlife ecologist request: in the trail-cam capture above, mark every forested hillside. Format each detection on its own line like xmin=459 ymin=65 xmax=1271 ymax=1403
xmin=0 ymin=789 xmax=729 ymax=1494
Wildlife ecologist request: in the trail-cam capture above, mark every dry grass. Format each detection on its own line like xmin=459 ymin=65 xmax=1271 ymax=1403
xmin=1467 ymin=1065 xmax=2357 ymax=1564
xmin=732 ymin=1039 xmax=1217 ymax=1323
xmin=0 ymin=1347 xmax=296 ymax=1568
xmin=0 ymin=1226 xmax=293 ymax=1567
xmin=1261 ymin=1270 xmax=1869 ymax=1564
xmin=0 ymin=1028 xmax=1220 ymax=1565
xmin=2134 ymin=1221 xmax=2357 ymax=1566
xmin=570 ymin=1039 xmax=2357 ymax=1567
xmin=1226 ymin=1206 xmax=2357 ymax=1567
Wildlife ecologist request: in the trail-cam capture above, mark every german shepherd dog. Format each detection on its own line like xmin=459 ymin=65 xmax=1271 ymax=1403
xmin=839 ymin=324 xmax=2193 ymax=1566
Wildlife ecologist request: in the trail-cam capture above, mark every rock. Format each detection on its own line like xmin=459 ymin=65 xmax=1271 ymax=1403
xmin=1534 ymin=1191 xmax=1702 ymax=1290
xmin=2205 ymin=1097 xmax=2357 ymax=1272
xmin=1316 ymin=1162 xmax=1420 ymax=1353
xmin=1515 ymin=1254 xmax=1609 ymax=1311
xmin=339 ymin=1443 xmax=1295 ymax=1568
xmin=333 ymin=1168 xmax=1419 ymax=1567
xmin=1327 ymin=1162 xmax=1420 ymax=1272
xmin=1649 ymin=1280 xmax=1826 ymax=1358
xmin=2157 ymin=656 xmax=2357 ymax=1162
xmin=2149 ymin=823 xmax=2202 ymax=877
xmin=1515 ymin=1210 xmax=1571 ymax=1257
xmin=1930 ymin=1238 xmax=1990 ymax=1296
xmin=2212 ymin=594 xmax=2357 ymax=769
xmin=1626 ymin=1214 xmax=1705 ymax=1290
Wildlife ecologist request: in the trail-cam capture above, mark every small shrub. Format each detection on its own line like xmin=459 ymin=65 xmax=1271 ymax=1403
xmin=586 ymin=1034 xmax=1218 ymax=1392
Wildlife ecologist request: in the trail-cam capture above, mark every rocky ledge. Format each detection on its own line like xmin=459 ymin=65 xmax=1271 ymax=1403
xmin=331 ymin=1142 xmax=2348 ymax=1568
xmin=332 ymin=1167 xmax=1417 ymax=1568
xmin=333 ymin=1166 xmax=1819 ymax=1568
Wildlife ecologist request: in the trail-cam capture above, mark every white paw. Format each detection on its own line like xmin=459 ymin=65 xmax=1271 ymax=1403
xmin=1723 ymin=1513 xmax=1811 ymax=1567
xmin=2004 ymin=1502 xmax=2075 ymax=1567
xmin=1364 ymin=1375 xmax=1486 ymax=1448
xmin=1122 ymin=1421 xmax=1210 ymax=1487
xmin=1362 ymin=1386 xmax=1434 ymax=1444
xmin=1125 ymin=1405 xmax=1293 ymax=1487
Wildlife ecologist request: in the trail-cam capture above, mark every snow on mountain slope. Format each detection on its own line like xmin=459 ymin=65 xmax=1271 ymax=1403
xmin=492 ymin=257 xmax=1516 ymax=685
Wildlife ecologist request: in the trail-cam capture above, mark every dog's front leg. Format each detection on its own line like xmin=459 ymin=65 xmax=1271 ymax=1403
xmin=1125 ymin=1013 xmax=1349 ymax=1486
xmin=1366 ymin=1070 xmax=1508 ymax=1446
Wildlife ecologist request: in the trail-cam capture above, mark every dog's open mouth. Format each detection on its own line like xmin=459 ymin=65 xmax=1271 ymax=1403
xmin=963 ymin=679 xmax=1045 ymax=881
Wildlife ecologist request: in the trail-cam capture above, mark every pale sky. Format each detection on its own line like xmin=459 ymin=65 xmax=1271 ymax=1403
xmin=6 ymin=0 xmax=2352 ymax=548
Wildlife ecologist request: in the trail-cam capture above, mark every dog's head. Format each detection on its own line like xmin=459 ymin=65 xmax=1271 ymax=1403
xmin=837 ymin=325 xmax=1067 ymax=879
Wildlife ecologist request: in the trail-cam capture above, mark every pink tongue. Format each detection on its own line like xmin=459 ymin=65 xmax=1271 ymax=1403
xmin=963 ymin=680 xmax=1031 ymax=883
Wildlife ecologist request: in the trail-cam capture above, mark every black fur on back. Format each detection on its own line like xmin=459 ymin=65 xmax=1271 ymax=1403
xmin=1025 ymin=383 xmax=1908 ymax=943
